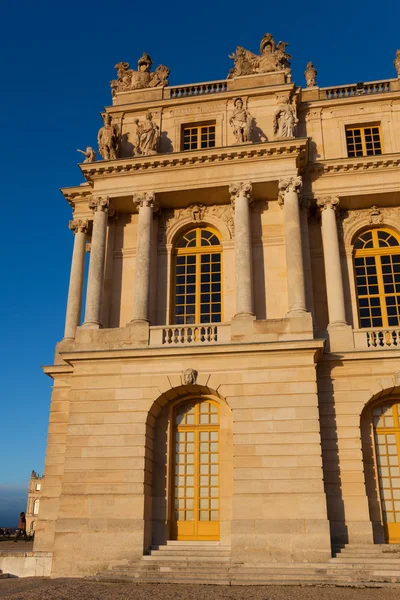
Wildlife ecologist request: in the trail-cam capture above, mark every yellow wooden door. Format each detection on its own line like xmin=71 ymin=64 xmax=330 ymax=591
xmin=373 ymin=401 xmax=400 ymax=542
xmin=171 ymin=399 xmax=220 ymax=541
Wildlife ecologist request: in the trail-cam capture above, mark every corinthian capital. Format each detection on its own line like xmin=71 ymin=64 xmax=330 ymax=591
xmin=278 ymin=176 xmax=302 ymax=205
xmin=89 ymin=196 xmax=114 ymax=214
xmin=229 ymin=181 xmax=252 ymax=208
xmin=133 ymin=191 xmax=158 ymax=211
xmin=316 ymin=196 xmax=340 ymax=211
xmin=68 ymin=219 xmax=88 ymax=234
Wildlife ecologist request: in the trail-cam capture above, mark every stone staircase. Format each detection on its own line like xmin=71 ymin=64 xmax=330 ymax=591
xmin=328 ymin=544 xmax=400 ymax=584
xmin=93 ymin=541 xmax=400 ymax=586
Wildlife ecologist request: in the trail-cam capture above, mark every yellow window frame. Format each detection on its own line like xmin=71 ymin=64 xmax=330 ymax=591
xmin=173 ymin=226 xmax=223 ymax=325
xmin=354 ymin=227 xmax=400 ymax=328
xmin=345 ymin=123 xmax=383 ymax=157
xmin=182 ymin=122 xmax=216 ymax=151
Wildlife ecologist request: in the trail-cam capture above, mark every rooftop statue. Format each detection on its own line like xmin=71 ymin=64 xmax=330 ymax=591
xmin=77 ymin=146 xmax=97 ymax=163
xmin=273 ymin=95 xmax=298 ymax=139
xmin=111 ymin=53 xmax=170 ymax=97
xmin=395 ymin=50 xmax=400 ymax=78
xmin=228 ymin=33 xmax=291 ymax=79
xmin=304 ymin=62 xmax=317 ymax=87
xmin=132 ymin=112 xmax=160 ymax=156
xmin=97 ymin=114 xmax=119 ymax=161
xmin=229 ymin=98 xmax=253 ymax=144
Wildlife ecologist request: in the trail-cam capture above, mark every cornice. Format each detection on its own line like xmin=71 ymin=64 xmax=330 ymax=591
xmin=60 ymin=185 xmax=92 ymax=207
xmin=80 ymin=139 xmax=309 ymax=181
xmin=307 ymin=152 xmax=400 ymax=176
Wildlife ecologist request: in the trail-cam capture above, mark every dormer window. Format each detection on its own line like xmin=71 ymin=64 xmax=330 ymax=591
xmin=182 ymin=123 xmax=216 ymax=151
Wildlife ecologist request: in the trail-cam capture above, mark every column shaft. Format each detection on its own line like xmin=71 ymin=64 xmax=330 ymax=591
xmin=279 ymin=177 xmax=307 ymax=316
xmin=318 ymin=197 xmax=347 ymax=327
xmin=64 ymin=220 xmax=87 ymax=339
xmin=83 ymin=198 xmax=110 ymax=328
xmin=132 ymin=192 xmax=157 ymax=322
xmin=230 ymin=182 xmax=254 ymax=317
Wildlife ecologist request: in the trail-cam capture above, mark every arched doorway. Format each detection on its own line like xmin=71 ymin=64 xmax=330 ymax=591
xmin=171 ymin=398 xmax=220 ymax=540
xmin=373 ymin=400 xmax=400 ymax=542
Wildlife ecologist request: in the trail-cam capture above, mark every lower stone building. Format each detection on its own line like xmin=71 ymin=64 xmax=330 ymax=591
xmin=33 ymin=34 xmax=400 ymax=578
xmin=25 ymin=471 xmax=43 ymax=534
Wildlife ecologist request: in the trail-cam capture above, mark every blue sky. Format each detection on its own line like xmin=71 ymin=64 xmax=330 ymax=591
xmin=0 ymin=0 xmax=398 ymax=526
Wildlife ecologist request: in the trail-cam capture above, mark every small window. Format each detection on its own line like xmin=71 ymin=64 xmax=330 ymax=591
xmin=345 ymin=124 xmax=382 ymax=157
xmin=35 ymin=483 xmax=41 ymax=491
xmin=33 ymin=499 xmax=40 ymax=515
xmin=182 ymin=123 xmax=216 ymax=151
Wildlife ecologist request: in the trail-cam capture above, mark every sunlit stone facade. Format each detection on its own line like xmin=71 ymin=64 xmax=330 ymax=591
xmin=34 ymin=36 xmax=400 ymax=577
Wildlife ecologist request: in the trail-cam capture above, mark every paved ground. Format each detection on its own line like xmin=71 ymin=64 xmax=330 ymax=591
xmin=0 ymin=580 xmax=400 ymax=600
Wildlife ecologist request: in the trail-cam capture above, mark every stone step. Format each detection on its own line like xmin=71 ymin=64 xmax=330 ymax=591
xmin=142 ymin=554 xmax=230 ymax=563
xmin=163 ymin=540 xmax=226 ymax=545
xmin=331 ymin=557 xmax=400 ymax=564
xmin=149 ymin=549 xmax=231 ymax=557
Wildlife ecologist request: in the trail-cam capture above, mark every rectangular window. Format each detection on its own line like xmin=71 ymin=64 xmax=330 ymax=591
xmin=182 ymin=123 xmax=216 ymax=151
xmin=345 ymin=124 xmax=382 ymax=158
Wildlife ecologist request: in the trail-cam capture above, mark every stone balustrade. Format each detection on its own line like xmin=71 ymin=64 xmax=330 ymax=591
xmin=354 ymin=327 xmax=400 ymax=349
xmin=321 ymin=79 xmax=394 ymax=100
xmin=149 ymin=323 xmax=230 ymax=346
xmin=168 ymin=80 xmax=228 ymax=99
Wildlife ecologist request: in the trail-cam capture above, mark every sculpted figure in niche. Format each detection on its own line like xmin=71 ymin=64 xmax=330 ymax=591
xmin=133 ymin=112 xmax=160 ymax=156
xmin=97 ymin=114 xmax=119 ymax=160
xmin=395 ymin=50 xmax=400 ymax=77
xmin=229 ymin=98 xmax=253 ymax=144
xmin=76 ymin=146 xmax=96 ymax=163
xmin=273 ymin=96 xmax=298 ymax=139
xmin=304 ymin=62 xmax=317 ymax=87
xmin=111 ymin=53 xmax=170 ymax=97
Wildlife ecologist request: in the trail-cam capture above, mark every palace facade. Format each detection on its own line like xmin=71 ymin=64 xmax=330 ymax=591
xmin=35 ymin=36 xmax=400 ymax=578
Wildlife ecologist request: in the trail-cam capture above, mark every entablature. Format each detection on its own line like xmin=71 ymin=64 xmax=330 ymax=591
xmin=306 ymin=152 xmax=400 ymax=199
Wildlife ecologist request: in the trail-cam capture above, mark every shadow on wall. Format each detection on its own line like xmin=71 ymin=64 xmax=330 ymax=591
xmin=317 ymin=361 xmax=348 ymax=547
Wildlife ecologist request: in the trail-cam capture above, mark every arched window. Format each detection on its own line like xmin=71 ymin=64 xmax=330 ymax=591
xmin=353 ymin=228 xmax=400 ymax=328
xmin=174 ymin=227 xmax=222 ymax=325
xmin=33 ymin=499 xmax=40 ymax=515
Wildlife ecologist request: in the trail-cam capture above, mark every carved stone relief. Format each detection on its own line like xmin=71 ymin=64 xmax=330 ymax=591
xmin=395 ymin=50 xmax=400 ymax=78
xmin=132 ymin=112 xmax=160 ymax=156
xmin=76 ymin=147 xmax=96 ymax=163
xmin=111 ymin=53 xmax=170 ymax=97
xmin=340 ymin=206 xmax=400 ymax=246
xmin=228 ymin=33 xmax=291 ymax=79
xmin=182 ymin=368 xmax=198 ymax=385
xmin=158 ymin=204 xmax=235 ymax=244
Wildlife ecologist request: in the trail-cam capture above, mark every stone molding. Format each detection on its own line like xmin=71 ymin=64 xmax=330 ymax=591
xmin=229 ymin=181 xmax=252 ymax=208
xmin=340 ymin=205 xmax=400 ymax=246
xmin=133 ymin=191 xmax=158 ymax=211
xmin=308 ymin=153 xmax=400 ymax=175
xmin=158 ymin=203 xmax=234 ymax=245
xmin=68 ymin=219 xmax=88 ymax=234
xmin=80 ymin=139 xmax=309 ymax=180
xmin=277 ymin=175 xmax=302 ymax=205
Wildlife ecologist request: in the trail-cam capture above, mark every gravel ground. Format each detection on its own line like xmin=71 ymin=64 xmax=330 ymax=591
xmin=1 ymin=580 xmax=400 ymax=600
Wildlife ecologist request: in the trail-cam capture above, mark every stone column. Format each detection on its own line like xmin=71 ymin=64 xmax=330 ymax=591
xmin=229 ymin=181 xmax=254 ymax=317
xmin=132 ymin=191 xmax=157 ymax=322
xmin=317 ymin=196 xmax=347 ymax=327
xmin=82 ymin=197 xmax=112 ymax=329
xmin=278 ymin=176 xmax=307 ymax=316
xmin=63 ymin=219 xmax=88 ymax=339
